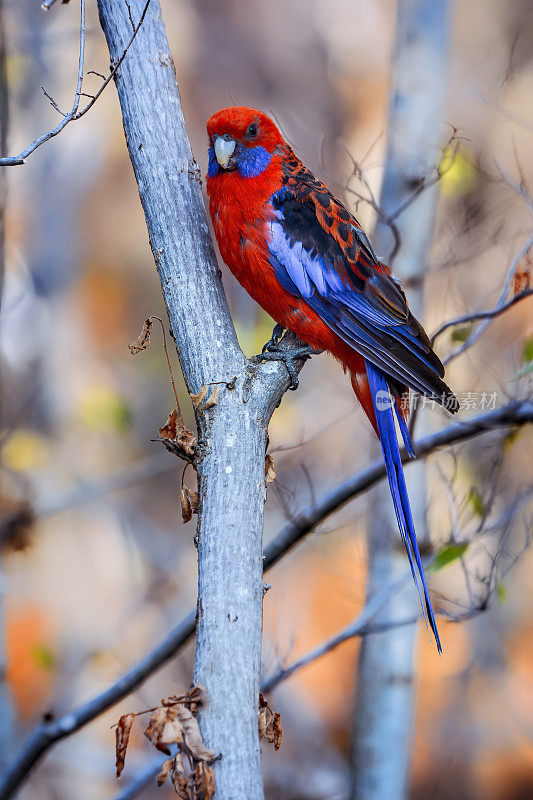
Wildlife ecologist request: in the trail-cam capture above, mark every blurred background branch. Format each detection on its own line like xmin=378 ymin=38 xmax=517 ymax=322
xmin=351 ymin=2 xmax=451 ymax=798
xmin=0 ymin=0 xmax=153 ymax=167
xmin=1 ymin=399 xmax=530 ymax=800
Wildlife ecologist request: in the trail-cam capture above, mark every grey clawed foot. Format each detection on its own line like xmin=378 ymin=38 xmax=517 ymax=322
xmin=261 ymin=323 xmax=285 ymax=354
xmin=257 ymin=344 xmax=317 ymax=390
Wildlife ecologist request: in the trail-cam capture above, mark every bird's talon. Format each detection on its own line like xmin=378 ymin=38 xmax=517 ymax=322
xmin=254 ymin=344 xmax=316 ymax=390
xmin=261 ymin=324 xmax=285 ymax=354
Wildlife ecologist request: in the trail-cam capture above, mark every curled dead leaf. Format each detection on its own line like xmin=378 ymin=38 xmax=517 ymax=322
xmin=156 ymin=757 xmax=174 ymax=787
xmin=512 ymin=252 xmax=531 ymax=294
xmin=202 ymin=385 xmax=219 ymax=410
xmin=258 ymin=693 xmax=282 ymax=750
xmin=144 ymin=704 xmax=214 ymax=762
xmin=158 ymin=408 xmax=179 ymax=440
xmin=129 ymin=318 xmax=153 ymax=354
xmin=115 ymin=713 xmax=136 ymax=777
xmin=114 ymin=685 xmax=214 ymax=796
xmin=191 ymin=384 xmax=219 ymax=412
xmin=186 ymin=684 xmax=207 ymax=714
xmin=194 ymin=761 xmax=216 ymax=799
xmin=158 ymin=409 xmax=197 ymax=460
xmin=191 ymin=385 xmax=209 ymax=410
xmin=144 ymin=706 xmax=172 ymax=755
xmin=180 ymin=486 xmax=198 ymax=524
xmin=265 ymin=454 xmax=276 ymax=485
xmin=173 ymin=773 xmax=189 ymax=799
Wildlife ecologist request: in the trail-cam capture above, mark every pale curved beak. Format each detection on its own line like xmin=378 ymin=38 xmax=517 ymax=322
xmin=214 ymin=137 xmax=236 ymax=168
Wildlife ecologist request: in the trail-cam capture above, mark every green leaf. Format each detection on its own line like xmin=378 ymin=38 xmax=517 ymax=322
xmin=450 ymin=326 xmax=471 ymax=343
xmin=32 ymin=643 xmax=56 ymax=671
xmin=468 ymin=487 xmax=486 ymax=517
xmin=496 ymin=582 xmax=507 ymax=604
xmin=430 ymin=542 xmax=469 ymax=572
xmin=523 ymin=337 xmax=533 ymax=364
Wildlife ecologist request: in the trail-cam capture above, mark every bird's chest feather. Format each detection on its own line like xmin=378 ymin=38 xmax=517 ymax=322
xmin=208 ymin=176 xmax=297 ymax=322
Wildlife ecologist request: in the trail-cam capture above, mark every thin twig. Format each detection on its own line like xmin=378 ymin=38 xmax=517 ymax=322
xmin=40 ymin=85 xmax=66 ymax=117
xmin=342 ymin=128 xmax=458 ymax=263
xmin=431 ymin=287 xmax=533 ymax=344
xmin=1 ymin=0 xmax=86 ymax=166
xmin=0 ymin=401 xmax=530 ymax=800
xmin=262 ymin=569 xmax=416 ymax=692
xmin=148 ymin=315 xmax=182 ymax=416
xmin=1 ymin=0 xmax=153 ymax=167
xmin=443 ymin=233 xmax=533 ymax=365
xmin=388 ymin=128 xmax=459 ymax=225
xmin=33 ymin=453 xmax=172 ymax=522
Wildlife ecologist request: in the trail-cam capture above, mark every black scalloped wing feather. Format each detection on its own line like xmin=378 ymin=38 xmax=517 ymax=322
xmin=271 ymin=150 xmax=458 ymax=411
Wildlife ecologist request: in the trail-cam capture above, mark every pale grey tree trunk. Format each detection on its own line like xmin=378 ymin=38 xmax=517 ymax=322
xmin=97 ymin=2 xmax=304 ymax=798
xmin=351 ymin=2 xmax=450 ymax=798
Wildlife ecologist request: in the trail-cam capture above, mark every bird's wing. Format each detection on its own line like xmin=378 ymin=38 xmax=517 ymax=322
xmin=267 ymin=175 xmax=457 ymax=410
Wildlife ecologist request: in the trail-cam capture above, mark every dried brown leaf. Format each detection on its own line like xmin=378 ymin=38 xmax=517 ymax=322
xmin=191 ymin=385 xmax=209 ymax=410
xmin=131 ymin=686 xmax=215 ymax=796
xmin=158 ymin=409 xmax=197 ymax=459
xmin=180 ymin=487 xmax=198 ymax=524
xmin=191 ymin=384 xmax=219 ymax=412
xmin=144 ymin=705 xmax=214 ymax=761
xmin=194 ymin=761 xmax=216 ymax=799
xmin=180 ymin=488 xmax=192 ymax=523
xmin=115 ymin=713 xmax=136 ymax=778
xmin=158 ymin=408 xmax=179 ymax=440
xmin=187 ymin=684 xmax=207 ymax=714
xmin=258 ymin=693 xmax=282 ymax=750
xmin=512 ymin=252 xmax=531 ymax=294
xmin=265 ymin=454 xmax=276 ymax=485
xmin=156 ymin=757 xmax=173 ymax=787
xmin=272 ymin=712 xmax=282 ymax=750
xmin=202 ymin=385 xmax=219 ymax=410
xmin=258 ymin=706 xmax=268 ymax=742
xmin=173 ymin=772 xmax=189 ymax=799
xmin=144 ymin=706 xmax=172 ymax=755
xmin=176 ymin=705 xmax=215 ymax=761
xmin=129 ymin=318 xmax=153 ymax=355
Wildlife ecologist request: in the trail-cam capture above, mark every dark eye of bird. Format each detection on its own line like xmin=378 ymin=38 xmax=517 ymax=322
xmin=247 ymin=123 xmax=258 ymax=139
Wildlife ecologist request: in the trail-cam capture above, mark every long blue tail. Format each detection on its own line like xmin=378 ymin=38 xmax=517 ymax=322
xmin=365 ymin=360 xmax=442 ymax=654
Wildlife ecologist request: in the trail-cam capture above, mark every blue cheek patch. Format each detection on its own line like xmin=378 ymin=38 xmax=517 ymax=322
xmin=208 ymin=144 xmax=272 ymax=178
xmin=238 ymin=146 xmax=272 ymax=178
xmin=208 ymin=146 xmax=220 ymax=177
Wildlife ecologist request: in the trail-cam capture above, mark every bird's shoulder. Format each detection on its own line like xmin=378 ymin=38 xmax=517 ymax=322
xmin=270 ymin=150 xmax=415 ymax=318
xmin=274 ymin=149 xmax=386 ymax=278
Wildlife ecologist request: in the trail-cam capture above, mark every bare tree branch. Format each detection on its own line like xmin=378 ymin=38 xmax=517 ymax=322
xmin=0 ymin=0 xmax=153 ymax=167
xmin=111 ymin=758 xmax=162 ymax=800
xmin=0 ymin=0 xmax=86 ymax=166
xmin=351 ymin=4 xmax=452 ymax=796
xmin=0 ymin=400 xmax=530 ymax=800
xmin=35 ymin=453 xmax=173 ymax=519
xmin=262 ymin=571 xmax=416 ymax=693
xmin=432 ymin=287 xmax=533 ymax=345
xmin=96 ymin=2 xmax=310 ymax=798
xmin=443 ymin=232 xmax=533 ymax=364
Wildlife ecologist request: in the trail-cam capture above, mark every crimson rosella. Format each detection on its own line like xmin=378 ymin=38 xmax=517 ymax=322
xmin=206 ymin=106 xmax=458 ymax=652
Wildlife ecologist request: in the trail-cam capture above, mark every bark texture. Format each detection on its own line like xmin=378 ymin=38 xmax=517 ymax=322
xmin=97 ymin=2 xmax=301 ymax=797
